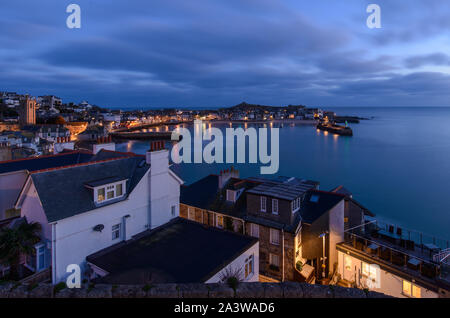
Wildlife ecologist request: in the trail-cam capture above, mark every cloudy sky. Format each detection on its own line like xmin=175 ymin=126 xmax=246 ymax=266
xmin=1 ymin=0 xmax=449 ymax=108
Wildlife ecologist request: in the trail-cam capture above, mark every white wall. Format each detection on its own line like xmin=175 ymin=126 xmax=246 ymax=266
xmin=205 ymin=242 xmax=259 ymax=283
xmin=328 ymin=200 xmax=345 ymax=275
xmin=337 ymin=251 xmax=438 ymax=298
xmin=0 ymin=171 xmax=28 ymax=219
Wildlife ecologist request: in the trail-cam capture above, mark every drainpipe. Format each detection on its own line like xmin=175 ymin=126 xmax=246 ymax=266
xmin=282 ymin=229 xmax=285 ymax=282
xmin=51 ymin=223 xmax=57 ymax=284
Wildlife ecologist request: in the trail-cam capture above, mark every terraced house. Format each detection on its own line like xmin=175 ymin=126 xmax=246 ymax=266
xmin=180 ymin=169 xmax=372 ymax=283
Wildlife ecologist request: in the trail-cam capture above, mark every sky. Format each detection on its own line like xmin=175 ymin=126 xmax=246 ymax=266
xmin=1 ymin=0 xmax=449 ymax=108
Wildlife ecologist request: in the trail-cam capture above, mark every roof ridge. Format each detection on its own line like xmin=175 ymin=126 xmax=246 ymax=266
xmin=311 ymin=189 xmax=346 ymax=197
xmin=0 ymin=150 xmax=92 ymax=165
xmin=30 ymin=155 xmax=133 ymax=175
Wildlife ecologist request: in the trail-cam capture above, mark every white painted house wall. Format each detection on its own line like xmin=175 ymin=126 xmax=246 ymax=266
xmin=18 ymin=148 xmax=182 ymax=283
xmin=205 ymin=242 xmax=259 ymax=283
xmin=328 ymin=200 xmax=345 ymax=275
xmin=337 ymin=251 xmax=438 ymax=298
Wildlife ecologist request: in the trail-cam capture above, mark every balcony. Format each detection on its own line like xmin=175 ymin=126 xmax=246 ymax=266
xmin=342 ymin=220 xmax=450 ymax=285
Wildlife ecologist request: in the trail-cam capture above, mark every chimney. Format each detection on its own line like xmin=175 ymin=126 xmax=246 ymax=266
xmin=218 ymin=166 xmax=239 ymax=189
xmin=146 ymin=140 xmax=171 ymax=230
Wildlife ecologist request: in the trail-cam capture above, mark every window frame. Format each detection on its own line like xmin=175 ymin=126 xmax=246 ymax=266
xmin=244 ymin=254 xmax=254 ymax=279
xmin=402 ymin=280 xmax=421 ymax=298
xmin=250 ymin=223 xmax=259 ymax=238
xmin=95 ymin=181 xmax=126 ymax=204
xmin=260 ymin=196 xmax=267 ymax=212
xmin=187 ymin=207 xmax=195 ymax=220
xmin=112 ymin=223 xmax=121 ymax=241
xmin=270 ymin=228 xmax=280 ymax=245
xmin=272 ymin=199 xmax=278 ymax=215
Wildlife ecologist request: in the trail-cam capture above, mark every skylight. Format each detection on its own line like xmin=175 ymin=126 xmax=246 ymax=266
xmin=310 ymin=194 xmax=319 ymax=203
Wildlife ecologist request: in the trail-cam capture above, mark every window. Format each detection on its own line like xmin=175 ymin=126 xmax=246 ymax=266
xmin=226 ymin=190 xmax=235 ymax=202
xmin=37 ymin=245 xmax=45 ymax=271
xmin=403 ymin=280 xmax=421 ymax=298
xmin=244 ymin=255 xmax=254 ymax=279
xmin=116 ymin=183 xmax=123 ymax=196
xmin=97 ymin=188 xmax=105 ymax=202
xmin=217 ymin=215 xmax=224 ymax=229
xmin=188 ymin=208 xmax=195 ymax=220
xmin=344 ymin=255 xmax=352 ymax=270
xmin=112 ymin=223 xmax=121 ymax=240
xmin=269 ymin=253 xmax=279 ymax=267
xmin=292 ymin=197 xmax=301 ymax=212
xmin=95 ymin=181 xmax=125 ymax=203
xmin=171 ymin=205 xmax=176 ymax=217
xmin=270 ymin=228 xmax=280 ymax=245
xmin=362 ymin=262 xmax=378 ymax=281
xmin=250 ymin=223 xmax=259 ymax=238
xmin=260 ymin=196 xmax=266 ymax=212
xmin=272 ymin=199 xmax=278 ymax=215
xmin=107 ymin=185 xmax=114 ymax=199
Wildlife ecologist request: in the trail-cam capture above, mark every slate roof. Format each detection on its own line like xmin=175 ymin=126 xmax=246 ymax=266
xmin=30 ymin=155 xmax=149 ymax=222
xmin=87 ymin=217 xmax=258 ymax=284
xmin=246 ymin=177 xmax=318 ymax=201
xmin=180 ymin=174 xmax=220 ymax=210
xmin=0 ymin=151 xmax=94 ymax=174
xmin=300 ymin=190 xmax=345 ymax=224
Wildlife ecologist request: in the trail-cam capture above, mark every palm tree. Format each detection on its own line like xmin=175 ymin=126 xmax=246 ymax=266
xmin=0 ymin=220 xmax=42 ymax=280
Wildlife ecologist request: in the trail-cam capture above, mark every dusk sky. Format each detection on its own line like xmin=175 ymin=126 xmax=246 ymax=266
xmin=1 ymin=0 xmax=449 ymax=108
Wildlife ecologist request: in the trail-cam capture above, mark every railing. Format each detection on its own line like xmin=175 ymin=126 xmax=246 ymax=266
xmin=343 ymin=221 xmax=448 ymax=282
xmin=433 ymin=248 xmax=450 ymax=264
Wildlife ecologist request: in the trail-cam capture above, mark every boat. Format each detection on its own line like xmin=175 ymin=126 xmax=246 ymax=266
xmin=316 ymin=122 xmax=353 ymax=136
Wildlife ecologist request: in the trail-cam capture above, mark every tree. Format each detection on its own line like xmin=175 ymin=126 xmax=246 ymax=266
xmin=0 ymin=221 xmax=42 ymax=280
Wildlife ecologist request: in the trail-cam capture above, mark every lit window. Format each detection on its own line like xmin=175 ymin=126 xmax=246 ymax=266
xmin=250 ymin=224 xmax=259 ymax=238
xmin=362 ymin=262 xmax=378 ymax=281
xmin=245 ymin=255 xmax=254 ymax=279
xmin=261 ymin=196 xmax=266 ymax=212
xmin=270 ymin=228 xmax=280 ymax=245
xmin=112 ymin=223 xmax=121 ymax=240
xmin=269 ymin=253 xmax=279 ymax=267
xmin=116 ymin=183 xmax=123 ymax=196
xmin=272 ymin=199 xmax=278 ymax=215
xmin=403 ymin=280 xmax=421 ymax=298
xmin=97 ymin=188 xmax=105 ymax=202
xmin=344 ymin=255 xmax=352 ymax=270
xmin=217 ymin=215 xmax=224 ymax=229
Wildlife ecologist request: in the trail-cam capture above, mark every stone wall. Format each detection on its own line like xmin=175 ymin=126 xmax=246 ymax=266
xmin=0 ymin=282 xmax=389 ymax=298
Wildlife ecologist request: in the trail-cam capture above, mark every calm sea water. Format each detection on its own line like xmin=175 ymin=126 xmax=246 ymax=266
xmin=117 ymin=107 xmax=450 ymax=240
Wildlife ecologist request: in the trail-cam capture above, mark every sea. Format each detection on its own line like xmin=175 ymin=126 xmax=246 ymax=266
xmin=116 ymin=107 xmax=450 ymax=241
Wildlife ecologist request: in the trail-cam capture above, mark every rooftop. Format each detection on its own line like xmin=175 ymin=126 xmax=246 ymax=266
xmin=300 ymin=190 xmax=345 ymax=224
xmin=28 ymin=154 xmax=149 ymax=222
xmin=246 ymin=177 xmax=318 ymax=201
xmin=87 ymin=217 xmax=258 ymax=284
xmin=0 ymin=150 xmax=94 ymax=174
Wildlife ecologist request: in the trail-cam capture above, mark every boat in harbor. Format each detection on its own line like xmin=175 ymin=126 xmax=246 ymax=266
xmin=316 ymin=121 xmax=353 ymax=136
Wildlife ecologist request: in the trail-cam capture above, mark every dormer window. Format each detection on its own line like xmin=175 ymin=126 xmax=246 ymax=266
xmin=85 ymin=177 xmax=127 ymax=204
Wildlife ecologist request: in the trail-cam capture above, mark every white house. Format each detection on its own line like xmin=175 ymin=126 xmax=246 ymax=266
xmin=15 ymin=142 xmax=183 ymax=283
xmin=13 ymin=141 xmax=259 ymax=285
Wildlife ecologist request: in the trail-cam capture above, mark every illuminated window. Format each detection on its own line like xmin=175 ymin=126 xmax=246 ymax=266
xmin=403 ymin=280 xmax=421 ymax=298
xmin=260 ymin=197 xmax=266 ymax=212
xmin=362 ymin=262 xmax=377 ymax=278
xmin=97 ymin=188 xmax=105 ymax=202
xmin=344 ymin=255 xmax=352 ymax=270
xmin=116 ymin=183 xmax=123 ymax=196
xmin=270 ymin=228 xmax=280 ymax=245
xmin=344 ymin=217 xmax=349 ymax=223
xmin=217 ymin=215 xmax=224 ymax=229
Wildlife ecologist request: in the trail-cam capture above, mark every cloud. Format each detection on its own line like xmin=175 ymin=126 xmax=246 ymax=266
xmin=405 ymin=53 xmax=450 ymax=68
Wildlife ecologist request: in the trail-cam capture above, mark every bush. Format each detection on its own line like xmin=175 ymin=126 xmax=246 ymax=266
xmin=53 ymin=282 xmax=66 ymax=294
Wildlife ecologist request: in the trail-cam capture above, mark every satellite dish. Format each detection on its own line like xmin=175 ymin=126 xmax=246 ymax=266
xmin=93 ymin=224 xmax=104 ymax=232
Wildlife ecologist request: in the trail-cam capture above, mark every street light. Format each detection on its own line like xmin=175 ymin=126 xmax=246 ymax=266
xmin=319 ymin=232 xmax=329 ymax=279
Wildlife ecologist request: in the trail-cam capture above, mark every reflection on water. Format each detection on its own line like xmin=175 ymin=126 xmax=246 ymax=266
xmin=117 ymin=107 xmax=450 ymax=240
